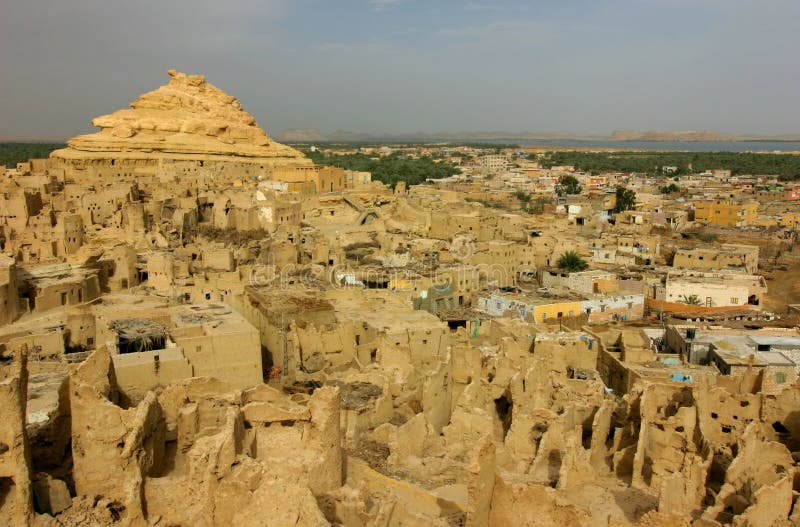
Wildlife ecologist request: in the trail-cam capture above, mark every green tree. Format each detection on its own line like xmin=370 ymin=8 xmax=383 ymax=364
xmin=556 ymin=251 xmax=589 ymax=272
xmin=613 ymin=186 xmax=637 ymax=213
xmin=303 ymin=150 xmax=460 ymax=188
xmin=660 ymin=183 xmax=680 ymax=194
xmin=0 ymin=142 xmax=66 ymax=168
xmin=556 ymin=175 xmax=582 ymax=196
xmin=536 ymin=150 xmax=800 ymax=178
xmin=680 ymin=294 xmax=702 ymax=306
xmin=696 ymin=231 xmax=718 ymax=243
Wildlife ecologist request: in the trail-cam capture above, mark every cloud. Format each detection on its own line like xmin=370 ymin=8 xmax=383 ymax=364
xmin=464 ymin=2 xmax=530 ymax=12
xmin=309 ymin=40 xmax=389 ymax=55
xmin=368 ymin=0 xmax=405 ymax=10
xmin=1 ymin=0 xmax=799 ymax=137
xmin=464 ymin=2 xmax=503 ymax=11
xmin=436 ymin=20 xmax=545 ymax=39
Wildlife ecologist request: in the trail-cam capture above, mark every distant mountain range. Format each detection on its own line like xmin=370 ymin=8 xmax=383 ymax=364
xmin=276 ymin=128 xmax=800 ymax=143
xmin=608 ymin=130 xmax=800 ymax=142
xmin=4 ymin=129 xmax=799 ymax=144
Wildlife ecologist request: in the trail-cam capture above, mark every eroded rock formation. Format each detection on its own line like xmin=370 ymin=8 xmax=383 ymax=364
xmin=50 ymin=70 xmax=310 ymax=175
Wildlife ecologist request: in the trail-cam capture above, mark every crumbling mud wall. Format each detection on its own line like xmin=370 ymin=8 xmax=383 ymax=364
xmin=0 ymin=347 xmax=341 ymax=526
xmin=70 ymin=349 xmax=165 ymax=524
xmin=0 ymin=348 xmax=33 ymax=526
xmin=3 ymin=338 xmax=799 ymax=527
xmin=702 ymin=423 xmax=796 ymax=526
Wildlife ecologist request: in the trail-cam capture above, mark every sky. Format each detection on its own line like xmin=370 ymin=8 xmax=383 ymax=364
xmin=1 ymin=0 xmax=799 ymax=139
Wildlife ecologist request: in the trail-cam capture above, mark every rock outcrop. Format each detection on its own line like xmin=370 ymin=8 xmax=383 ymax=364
xmin=51 ymin=70 xmax=310 ymax=172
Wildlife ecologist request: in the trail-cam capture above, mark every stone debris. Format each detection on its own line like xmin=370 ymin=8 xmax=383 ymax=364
xmin=337 ymin=381 xmax=384 ymax=411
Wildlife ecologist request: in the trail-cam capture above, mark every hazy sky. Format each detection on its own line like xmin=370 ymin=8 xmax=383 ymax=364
xmin=1 ymin=0 xmax=799 ymax=139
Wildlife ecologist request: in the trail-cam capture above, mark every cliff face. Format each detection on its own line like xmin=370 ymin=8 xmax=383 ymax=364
xmin=51 ymin=70 xmax=308 ymax=162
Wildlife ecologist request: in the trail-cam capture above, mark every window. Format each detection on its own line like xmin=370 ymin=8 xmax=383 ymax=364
xmin=541 ymin=312 xmax=547 ymax=319
xmin=776 ymin=372 xmax=787 ymax=384
xmin=730 ymin=298 xmax=739 ymax=304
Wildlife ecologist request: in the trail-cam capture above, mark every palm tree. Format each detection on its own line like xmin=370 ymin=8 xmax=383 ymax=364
xmin=680 ymin=294 xmax=702 ymax=306
xmin=557 ymin=251 xmax=589 ymax=272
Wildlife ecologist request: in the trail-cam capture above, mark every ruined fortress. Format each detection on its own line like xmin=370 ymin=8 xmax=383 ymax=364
xmin=0 ymin=71 xmax=798 ymax=527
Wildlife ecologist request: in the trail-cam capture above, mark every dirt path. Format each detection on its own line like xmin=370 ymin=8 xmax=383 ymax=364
xmin=762 ymin=253 xmax=800 ymax=313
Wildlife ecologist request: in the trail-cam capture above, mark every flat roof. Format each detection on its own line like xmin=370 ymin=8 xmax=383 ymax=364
xmin=749 ymin=335 xmax=800 ymax=347
xmin=485 ymin=290 xmax=586 ymax=306
xmin=93 ymin=295 xmax=255 ymax=337
xmin=19 ymin=264 xmax=99 ymax=287
xmin=756 ymin=351 xmax=795 ymax=366
xmin=323 ymin=289 xmax=445 ymax=332
xmin=667 ymin=275 xmax=763 ymax=287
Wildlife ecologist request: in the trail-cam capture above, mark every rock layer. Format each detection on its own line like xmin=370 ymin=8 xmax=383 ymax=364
xmin=51 ymin=69 xmax=308 ymax=164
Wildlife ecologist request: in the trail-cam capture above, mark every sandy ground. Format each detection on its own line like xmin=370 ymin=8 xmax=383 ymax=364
xmin=762 ymin=253 xmax=800 ymax=313
xmin=562 ymin=477 xmax=659 ymax=525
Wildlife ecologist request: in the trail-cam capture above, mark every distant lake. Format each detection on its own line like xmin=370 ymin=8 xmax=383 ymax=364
xmin=498 ymin=139 xmax=800 ymax=152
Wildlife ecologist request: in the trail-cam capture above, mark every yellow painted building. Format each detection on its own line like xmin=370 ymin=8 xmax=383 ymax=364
xmin=477 ymin=292 xmax=583 ymax=324
xmin=752 ymin=216 xmax=779 ymax=228
xmin=780 ymin=211 xmax=800 ymax=228
xmin=694 ymin=199 xmax=758 ymax=227
xmin=532 ymin=300 xmax=583 ymax=324
xmin=585 ymin=175 xmax=608 ymax=189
